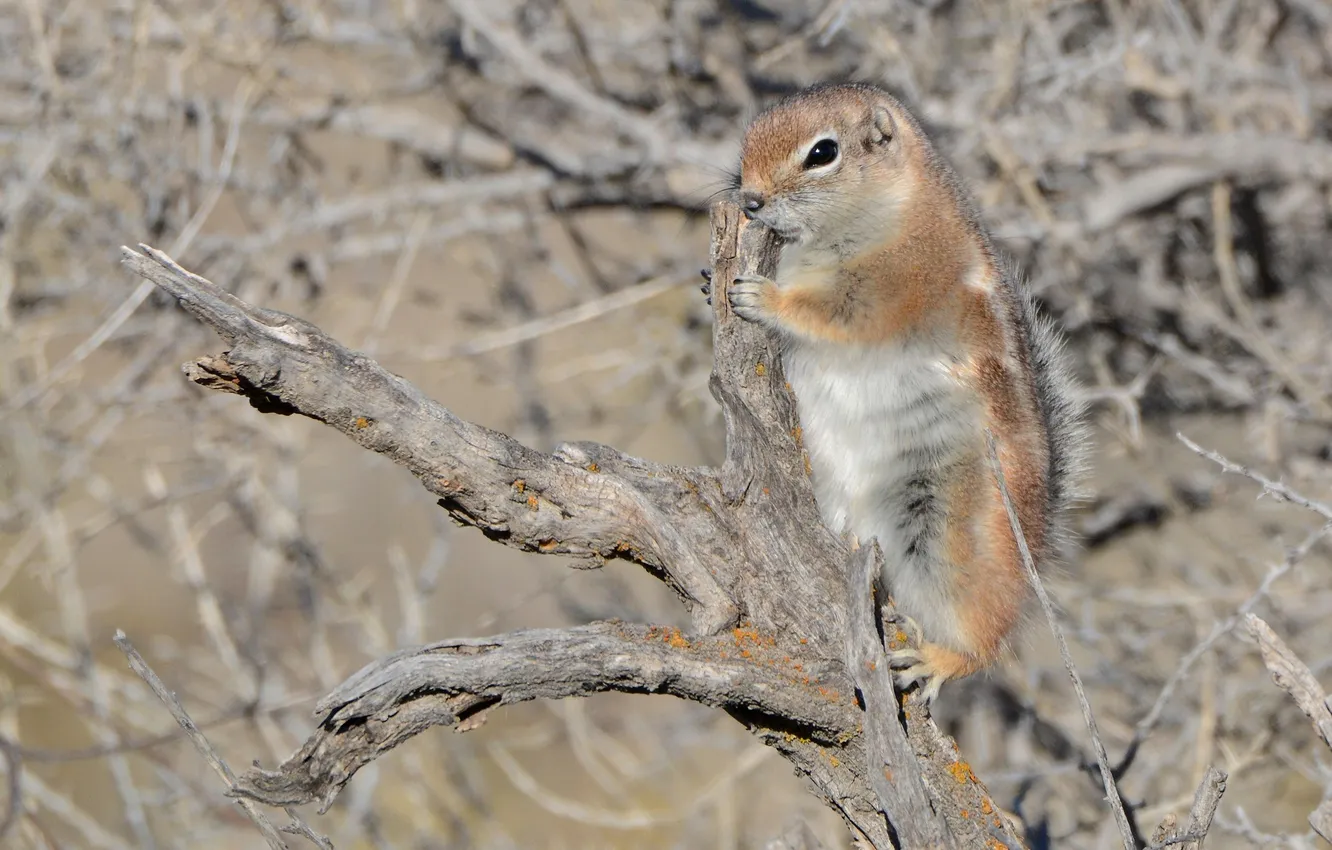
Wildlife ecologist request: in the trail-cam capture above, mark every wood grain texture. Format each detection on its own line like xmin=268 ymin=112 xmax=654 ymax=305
xmin=118 ymin=199 xmax=1032 ymax=848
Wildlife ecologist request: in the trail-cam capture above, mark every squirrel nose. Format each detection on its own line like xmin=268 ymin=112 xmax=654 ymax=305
xmin=740 ymin=191 xmax=765 ymax=217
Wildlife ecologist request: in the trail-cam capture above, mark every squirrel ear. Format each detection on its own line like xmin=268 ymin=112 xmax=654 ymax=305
xmin=871 ymin=105 xmax=896 ymax=145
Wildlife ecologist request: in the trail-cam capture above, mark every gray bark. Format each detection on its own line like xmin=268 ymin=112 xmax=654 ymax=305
xmin=119 ymin=200 xmax=1032 ymax=848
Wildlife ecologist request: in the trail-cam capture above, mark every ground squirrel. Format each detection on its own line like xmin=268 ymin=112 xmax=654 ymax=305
xmin=702 ymin=82 xmax=1088 ymax=701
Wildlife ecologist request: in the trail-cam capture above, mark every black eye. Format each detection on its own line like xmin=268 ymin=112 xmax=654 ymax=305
xmin=803 ymin=139 xmax=839 ymax=169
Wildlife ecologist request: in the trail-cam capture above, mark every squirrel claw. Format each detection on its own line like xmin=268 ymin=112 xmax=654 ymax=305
xmin=728 ymin=274 xmax=777 ymax=324
xmin=891 ymin=660 xmax=943 ymax=705
xmin=884 ymin=615 xmax=941 ymax=703
xmin=886 ymin=647 xmax=942 ymax=704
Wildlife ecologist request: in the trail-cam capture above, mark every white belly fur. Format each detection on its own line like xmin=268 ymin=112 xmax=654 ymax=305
xmin=784 ymin=339 xmax=979 ymax=648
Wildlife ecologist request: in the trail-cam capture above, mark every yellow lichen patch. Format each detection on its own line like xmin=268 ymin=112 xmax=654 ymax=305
xmin=732 ymin=626 xmax=760 ymax=645
xmin=755 ymin=362 xmax=766 ymax=376
xmin=526 ymin=495 xmax=539 ymax=510
xmin=981 ymin=799 xmax=993 ymax=815
xmin=354 ymin=416 xmax=371 ymax=429
xmin=586 ymin=462 xmax=599 ymax=473
xmin=829 ymin=755 xmax=840 ymax=767
xmin=791 ymin=426 xmax=803 ymax=446
xmin=947 ymin=761 xmax=977 ymax=784
xmin=660 ymin=627 xmax=689 ymax=649
xmin=803 ymin=453 xmax=813 ymax=477
xmin=513 ymin=480 xmax=526 ymax=494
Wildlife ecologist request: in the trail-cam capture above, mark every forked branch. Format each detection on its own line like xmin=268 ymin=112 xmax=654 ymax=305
xmin=119 ymin=202 xmax=1031 ymax=849
xmin=230 ymin=622 xmax=859 ymax=812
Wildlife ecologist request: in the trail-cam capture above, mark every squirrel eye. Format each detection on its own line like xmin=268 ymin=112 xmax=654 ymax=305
xmin=803 ymin=139 xmax=839 ymax=169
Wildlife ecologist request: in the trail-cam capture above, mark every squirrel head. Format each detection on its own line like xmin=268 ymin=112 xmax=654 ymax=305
xmin=736 ymin=84 xmax=918 ymax=262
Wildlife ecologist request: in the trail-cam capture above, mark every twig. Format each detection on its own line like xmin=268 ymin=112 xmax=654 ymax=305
xmin=0 ymin=735 xmax=19 ymax=844
xmin=487 ymin=738 xmax=771 ymax=828
xmin=763 ymin=821 xmax=827 ymax=850
xmin=1243 ymin=615 xmax=1332 ymax=750
xmin=408 ymin=271 xmax=686 ymax=362
xmin=1177 ymin=433 xmax=1332 ymax=521
xmin=1209 ymin=180 xmax=1332 ymax=420
xmin=985 ymin=429 xmax=1138 ymax=850
xmin=1180 ymin=766 xmax=1227 ymax=850
xmin=1113 ymin=520 xmax=1325 ymax=777
xmin=113 ymin=630 xmax=296 ymax=850
xmin=1243 ymin=615 xmax=1332 ymax=845
xmin=8 ymin=75 xmax=258 ymax=413
xmin=1309 ymin=799 xmax=1332 ymax=845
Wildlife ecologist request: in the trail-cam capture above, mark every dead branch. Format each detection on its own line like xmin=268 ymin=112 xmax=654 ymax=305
xmin=228 ymin=621 xmax=859 ymax=811
xmin=987 ymin=431 xmax=1138 ymax=850
xmin=113 ymin=631 xmax=304 ymax=850
xmin=117 ymin=200 xmax=1036 ymax=848
xmin=1244 ymin=614 xmax=1332 ymax=751
xmin=1244 ymin=614 xmax=1332 ymax=844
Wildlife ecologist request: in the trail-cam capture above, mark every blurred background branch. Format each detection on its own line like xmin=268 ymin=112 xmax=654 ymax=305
xmin=4 ymin=0 xmax=1332 ymax=847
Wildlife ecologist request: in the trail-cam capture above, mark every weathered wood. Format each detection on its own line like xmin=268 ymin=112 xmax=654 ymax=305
xmin=119 ymin=199 xmax=1035 ymax=848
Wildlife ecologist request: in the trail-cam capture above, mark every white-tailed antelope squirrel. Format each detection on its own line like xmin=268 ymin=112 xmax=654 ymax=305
xmin=703 ymin=83 xmax=1088 ymax=701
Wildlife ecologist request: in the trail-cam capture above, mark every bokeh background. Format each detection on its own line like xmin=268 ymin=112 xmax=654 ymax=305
xmin=3 ymin=0 xmax=1332 ymax=847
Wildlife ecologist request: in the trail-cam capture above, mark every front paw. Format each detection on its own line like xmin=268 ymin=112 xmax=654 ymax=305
xmin=727 ymin=274 xmax=777 ymax=325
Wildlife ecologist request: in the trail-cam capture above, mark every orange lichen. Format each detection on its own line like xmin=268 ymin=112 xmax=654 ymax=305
xmin=586 ymin=462 xmax=599 ymax=473
xmin=755 ymin=362 xmax=766 ymax=376
xmin=354 ymin=416 xmax=370 ymax=429
xmin=803 ymin=453 xmax=813 ymax=476
xmin=960 ymin=810 xmax=970 ymax=819
xmin=761 ymin=487 xmax=770 ymax=496
xmin=660 ymin=627 xmax=689 ymax=649
xmin=829 ymin=755 xmax=840 ymax=767
xmin=526 ymin=495 xmax=539 ymax=510
xmin=981 ymin=799 xmax=993 ymax=815
xmin=513 ymin=480 xmax=526 ymax=494
xmin=882 ymin=768 xmax=893 ymax=782
xmin=538 ymin=539 xmax=558 ymax=552
xmin=947 ymin=761 xmax=977 ymax=784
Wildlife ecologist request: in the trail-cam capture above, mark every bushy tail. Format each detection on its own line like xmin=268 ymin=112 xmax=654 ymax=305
xmin=1006 ymin=261 xmax=1092 ymax=559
